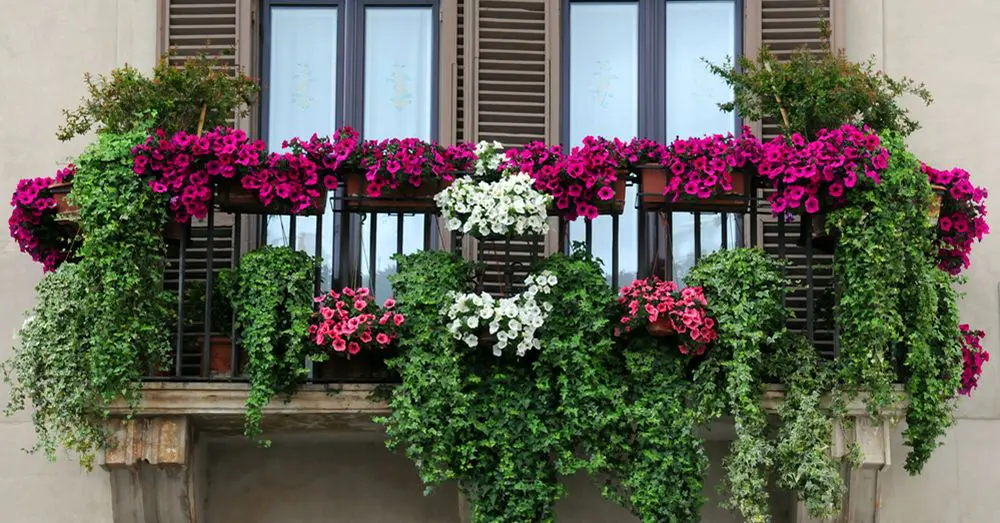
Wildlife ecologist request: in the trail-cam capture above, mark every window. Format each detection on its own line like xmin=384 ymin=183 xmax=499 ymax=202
xmin=563 ymin=0 xmax=741 ymax=285
xmin=261 ymin=0 xmax=440 ymax=299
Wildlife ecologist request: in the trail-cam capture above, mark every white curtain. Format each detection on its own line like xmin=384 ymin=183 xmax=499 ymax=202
xmin=265 ymin=7 xmax=339 ymax=288
xmin=666 ymin=0 xmax=737 ymax=284
xmin=568 ymin=2 xmax=640 ymax=285
xmin=361 ymin=7 xmax=434 ymax=301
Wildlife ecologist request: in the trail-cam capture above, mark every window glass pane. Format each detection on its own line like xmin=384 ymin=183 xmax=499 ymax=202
xmin=360 ymin=7 xmax=433 ymax=299
xmin=665 ymin=0 xmax=738 ymax=281
xmin=265 ymin=7 xmax=339 ymax=289
xmin=568 ymin=2 xmax=638 ymax=286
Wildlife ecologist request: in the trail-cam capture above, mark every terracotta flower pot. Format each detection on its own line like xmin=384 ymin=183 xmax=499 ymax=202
xmin=929 ymin=185 xmax=947 ymax=227
xmin=637 ymin=164 xmax=750 ymax=212
xmin=215 ymin=178 xmax=327 ymax=215
xmin=48 ymin=182 xmax=77 ymax=214
xmin=197 ymin=336 xmax=234 ymax=378
xmin=596 ymin=177 xmax=627 ymax=215
xmin=646 ymin=317 xmax=676 ymax=337
xmin=343 ymin=171 xmax=450 ymax=212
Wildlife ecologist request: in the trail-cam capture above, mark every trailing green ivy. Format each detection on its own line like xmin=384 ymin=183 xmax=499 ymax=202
xmin=828 ymin=132 xmax=963 ymax=473
xmin=383 ymin=249 xmax=622 ymax=522
xmin=229 ymin=245 xmax=316 ymax=441
xmin=608 ymin=337 xmax=706 ymax=523
xmin=4 ymin=129 xmax=173 ymax=468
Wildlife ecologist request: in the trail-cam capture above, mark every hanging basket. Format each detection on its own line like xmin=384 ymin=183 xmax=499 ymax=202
xmin=343 ymin=171 xmax=450 ymax=212
xmin=646 ymin=317 xmax=676 ymax=337
xmin=637 ymin=164 xmax=751 ymax=212
xmin=928 ymin=185 xmax=947 ymax=227
xmin=215 ymin=178 xmax=327 ymax=216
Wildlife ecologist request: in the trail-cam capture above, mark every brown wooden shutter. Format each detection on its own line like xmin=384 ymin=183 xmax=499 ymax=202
xmin=460 ymin=0 xmax=560 ymax=283
xmin=749 ymin=0 xmax=840 ymax=357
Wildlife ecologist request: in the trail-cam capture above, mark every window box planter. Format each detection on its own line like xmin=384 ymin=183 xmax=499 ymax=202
xmin=636 ymin=164 xmax=751 ymax=212
xmin=343 ymin=171 xmax=450 ymax=212
xmin=547 ymin=176 xmax=628 ymax=217
xmin=313 ymin=349 xmax=397 ymax=382
xmin=215 ymin=178 xmax=327 ymax=216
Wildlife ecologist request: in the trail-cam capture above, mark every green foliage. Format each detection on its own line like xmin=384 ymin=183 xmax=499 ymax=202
xmin=182 ymin=272 xmax=235 ymax=333
xmin=382 ymin=249 xmax=622 ymax=522
xmin=3 ymin=264 xmax=106 ymax=469
xmin=828 ymin=132 xmax=963 ymax=473
xmin=683 ymin=248 xmax=788 ymax=522
xmin=708 ymin=30 xmax=931 ymax=140
xmin=3 ymin=129 xmax=173 ymax=468
xmin=58 ymin=55 xmax=258 ymax=141
xmin=769 ymin=334 xmax=845 ymax=519
xmin=229 ymin=246 xmax=316 ymax=441
xmin=609 ymin=337 xmax=706 ymax=523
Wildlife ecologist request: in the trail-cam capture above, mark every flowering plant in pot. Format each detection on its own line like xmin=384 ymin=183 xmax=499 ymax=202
xmin=284 ymin=126 xmax=362 ymax=193
xmin=9 ymin=168 xmax=79 ymax=272
xmin=345 ymin=137 xmax=454 ymax=210
xmin=309 ymin=286 xmax=404 ymax=380
xmin=959 ymin=324 xmax=989 ymax=396
xmin=436 ymin=172 xmax=552 ymax=238
xmin=182 ymin=275 xmax=236 ymax=378
xmin=641 ymin=129 xmax=763 ymax=211
xmin=132 ymin=127 xmax=265 ymax=222
xmin=616 ymin=277 xmax=717 ymax=356
xmin=920 ymin=164 xmax=989 ymax=275
xmin=443 ymin=270 xmax=556 ymax=357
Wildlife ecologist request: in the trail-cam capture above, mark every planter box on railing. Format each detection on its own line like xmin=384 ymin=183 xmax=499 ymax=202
xmin=343 ymin=172 xmax=449 ymax=212
xmin=637 ymin=164 xmax=752 ymax=212
xmin=215 ymin=178 xmax=327 ymax=216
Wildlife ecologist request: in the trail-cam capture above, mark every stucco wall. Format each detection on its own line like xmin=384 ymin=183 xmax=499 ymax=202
xmin=842 ymin=1 xmax=1000 ymax=522
xmin=0 ymin=1 xmax=156 ymax=521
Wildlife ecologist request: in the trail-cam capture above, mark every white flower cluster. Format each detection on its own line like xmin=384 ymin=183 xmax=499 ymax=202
xmin=436 ymin=173 xmax=552 ymax=238
xmin=474 ymin=140 xmax=506 ymax=178
xmin=444 ymin=271 xmax=558 ymax=357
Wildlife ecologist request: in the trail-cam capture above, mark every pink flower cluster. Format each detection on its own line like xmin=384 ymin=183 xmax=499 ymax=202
xmin=503 ymin=138 xmax=624 ymax=221
xmin=959 ymin=324 xmax=989 ymax=396
xmin=757 ymin=124 xmax=889 ymax=216
xmin=357 ymin=138 xmax=458 ymax=197
xmin=922 ymin=163 xmax=989 ymax=275
xmin=616 ymin=277 xmax=717 ymax=356
xmin=654 ymin=129 xmax=763 ymax=202
xmin=132 ymin=127 xmax=266 ymax=222
xmin=284 ymin=127 xmax=362 ymax=191
xmin=241 ymin=151 xmax=323 ymax=212
xmin=309 ymin=287 xmax=404 ymax=355
xmin=8 ymin=166 xmax=77 ymax=271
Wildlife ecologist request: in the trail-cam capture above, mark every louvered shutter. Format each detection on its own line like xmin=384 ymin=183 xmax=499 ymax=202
xmin=159 ymin=0 xmax=250 ymax=375
xmin=462 ymin=0 xmax=559 ymax=284
xmin=749 ymin=0 xmax=840 ymax=357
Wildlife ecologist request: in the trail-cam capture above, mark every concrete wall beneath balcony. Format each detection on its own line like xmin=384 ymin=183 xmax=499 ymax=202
xmin=203 ymin=434 xmax=767 ymax=523
xmin=843 ymin=1 xmax=1000 ymax=522
xmin=0 ymin=0 xmax=156 ymax=521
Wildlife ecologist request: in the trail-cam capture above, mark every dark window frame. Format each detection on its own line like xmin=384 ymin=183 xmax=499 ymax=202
xmin=259 ymin=0 xmax=443 ymax=295
xmin=560 ymin=0 xmax=745 ymax=282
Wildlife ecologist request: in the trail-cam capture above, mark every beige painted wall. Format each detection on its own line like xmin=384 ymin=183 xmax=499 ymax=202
xmin=0 ymin=0 xmax=156 ymax=521
xmin=0 ymin=0 xmax=998 ymax=522
xmin=842 ymin=1 xmax=1000 ymax=522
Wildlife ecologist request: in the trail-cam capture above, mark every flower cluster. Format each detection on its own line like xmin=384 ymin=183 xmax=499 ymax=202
xmin=757 ymin=124 xmax=889 ymax=217
xmin=283 ymin=126 xmax=363 ymax=191
xmin=959 ymin=324 xmax=989 ymax=396
xmin=8 ymin=167 xmax=77 ymax=271
xmin=922 ymin=163 xmax=989 ymax=275
xmin=242 ymin=151 xmax=323 ymax=212
xmin=436 ymin=173 xmax=552 ymax=238
xmin=654 ymin=129 xmax=763 ymax=202
xmin=473 ymin=140 xmax=507 ymax=180
xmin=357 ymin=137 xmax=454 ymax=197
xmin=444 ymin=271 xmax=557 ymax=357
xmin=132 ymin=127 xmax=266 ymax=222
xmin=309 ymin=287 xmax=404 ymax=355
xmin=617 ymin=277 xmax=717 ymax=355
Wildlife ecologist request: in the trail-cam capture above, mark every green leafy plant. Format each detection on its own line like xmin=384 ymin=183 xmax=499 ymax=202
xmin=58 ymin=54 xmax=258 ymax=141
xmin=229 ymin=245 xmax=316 ymax=442
xmin=708 ymin=26 xmax=931 ymax=140
xmin=607 ymin=335 xmax=706 ymax=523
xmin=182 ymin=273 xmax=235 ymax=333
xmin=382 ymin=248 xmax=623 ymax=522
